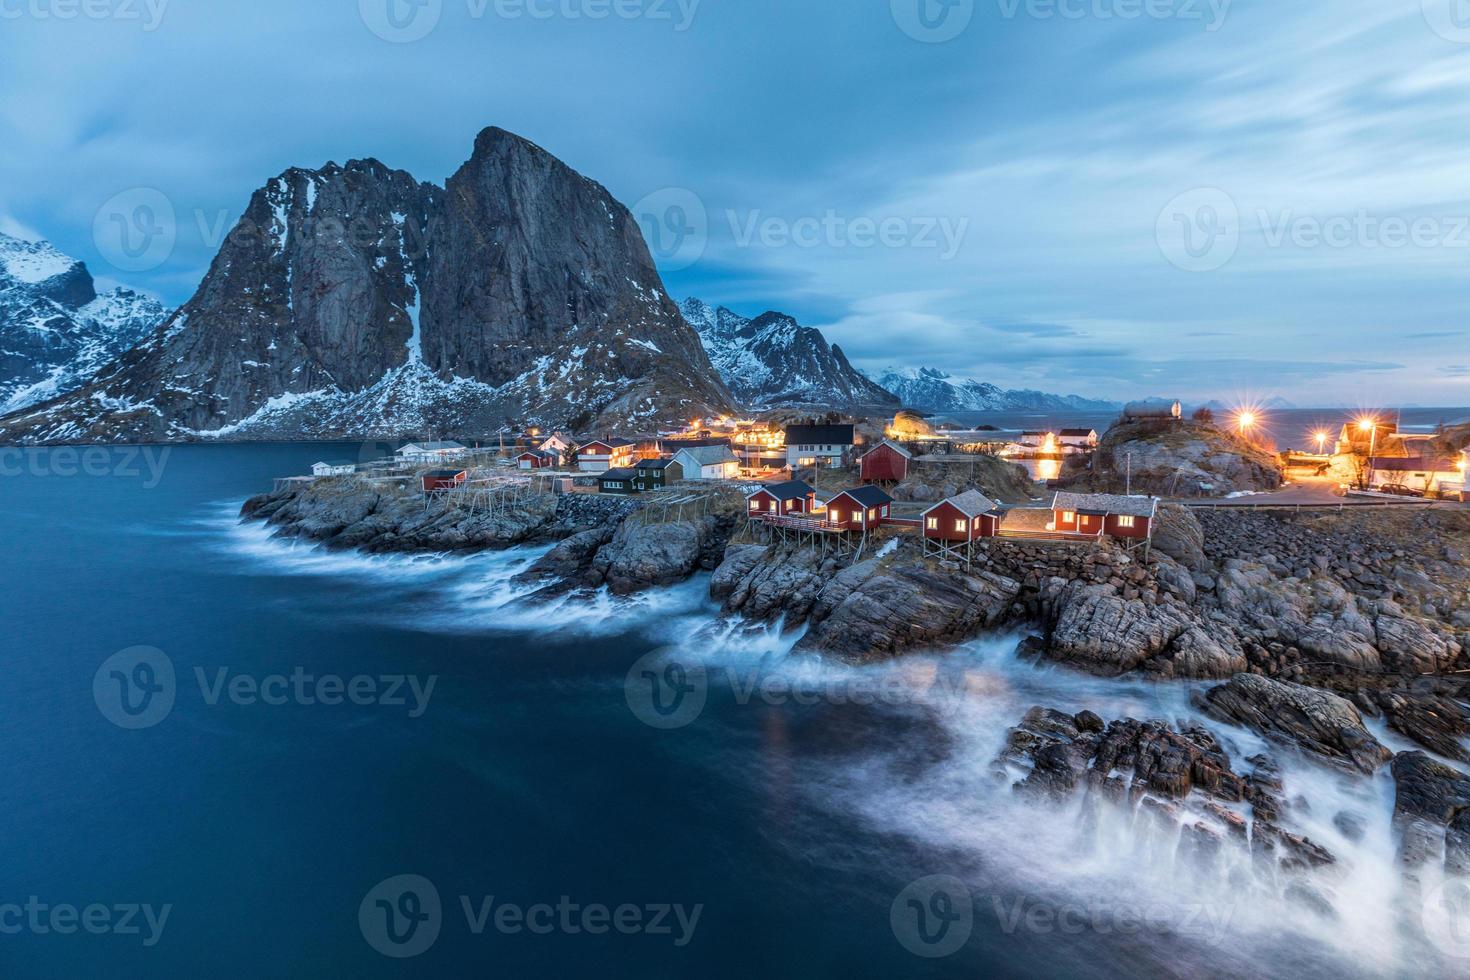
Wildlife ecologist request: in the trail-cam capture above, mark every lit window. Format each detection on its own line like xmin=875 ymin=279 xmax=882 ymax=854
xmin=1062 ymin=511 xmax=1075 ymax=523
xmin=926 ymin=517 xmax=938 ymax=530
xmin=831 ymin=511 xmax=843 ymax=524
xmin=954 ymin=519 xmax=967 ymax=533
xmin=1117 ymin=515 xmax=1136 ymax=529
xmin=869 ymin=509 xmax=878 ymax=521
xmin=750 ymin=500 xmax=760 ymax=511
xmin=769 ymin=501 xmax=777 ymax=512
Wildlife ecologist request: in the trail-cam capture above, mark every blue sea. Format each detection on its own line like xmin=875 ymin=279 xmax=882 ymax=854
xmin=0 ymin=444 xmax=1444 ymax=978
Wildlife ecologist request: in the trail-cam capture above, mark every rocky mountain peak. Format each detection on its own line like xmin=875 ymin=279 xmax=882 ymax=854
xmin=0 ymin=128 xmax=733 ymax=443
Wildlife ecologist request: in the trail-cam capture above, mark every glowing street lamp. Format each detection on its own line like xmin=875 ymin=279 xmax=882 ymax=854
xmin=1314 ymin=430 xmax=1328 ymax=455
xmin=1236 ymin=411 xmax=1257 ymax=436
xmin=1357 ymin=416 xmax=1379 ymax=489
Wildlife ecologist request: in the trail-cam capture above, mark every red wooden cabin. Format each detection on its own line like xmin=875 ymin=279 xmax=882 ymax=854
xmin=746 ymin=480 xmax=817 ymax=516
xmin=922 ymin=490 xmax=1001 ymax=542
xmin=1050 ymin=491 xmax=1157 ymax=539
xmin=859 ymin=439 xmax=913 ymax=483
xmin=517 ymin=450 xmax=557 ymax=469
xmin=824 ymin=486 xmax=893 ymax=531
xmin=422 ymin=469 xmax=468 ymax=493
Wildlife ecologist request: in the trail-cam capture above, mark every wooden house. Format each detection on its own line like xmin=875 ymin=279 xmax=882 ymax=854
xmin=598 ymin=467 xmax=642 ymax=495
xmin=824 ymin=486 xmax=894 ymax=531
xmin=785 ymin=424 xmax=855 ymax=470
xmin=1050 ymin=491 xmax=1158 ymax=540
xmin=1058 ymin=429 xmax=1099 ymax=449
xmin=746 ymin=480 xmax=816 ymax=516
xmin=517 ymin=450 xmax=558 ymax=470
xmin=634 ymin=458 xmax=682 ymax=492
xmin=670 ymin=445 xmax=740 ymax=481
xmin=421 ymin=469 xmax=468 ymax=494
xmin=398 ymin=441 xmax=468 ymax=463
xmin=1019 ymin=431 xmax=1053 ymax=449
xmin=1367 ymin=455 xmax=1465 ymax=495
xmin=539 ymin=432 xmax=574 ymax=459
xmin=922 ymin=490 xmax=1001 ymax=542
xmin=859 ymin=440 xmax=913 ymax=483
xmin=577 ymin=438 xmax=637 ymax=473
xmin=311 ymin=460 xmax=357 ymax=477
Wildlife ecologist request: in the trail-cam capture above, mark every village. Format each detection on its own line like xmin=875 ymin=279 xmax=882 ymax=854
xmin=286 ymin=400 xmax=1470 ymax=571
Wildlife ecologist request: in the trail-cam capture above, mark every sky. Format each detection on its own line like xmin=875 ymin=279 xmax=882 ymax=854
xmin=2 ymin=0 xmax=1469 ymax=405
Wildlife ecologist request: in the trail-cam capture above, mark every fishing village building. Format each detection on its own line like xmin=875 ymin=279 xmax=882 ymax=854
xmin=670 ymin=445 xmax=741 ymax=481
xmin=1058 ymin=429 xmax=1099 ymax=449
xmin=1050 ymin=491 xmax=1157 ymax=540
xmin=517 ymin=450 xmax=558 ymax=470
xmin=311 ymin=460 xmax=357 ymax=477
xmin=824 ymin=486 xmax=894 ymax=531
xmin=634 ymin=458 xmax=680 ymax=492
xmin=746 ymin=480 xmax=817 ymax=515
xmin=598 ymin=468 xmax=641 ymax=495
xmin=421 ymin=469 xmax=468 ymax=494
xmin=921 ymin=490 xmax=1002 ymax=560
xmin=577 ymin=439 xmax=637 ymax=473
xmin=859 ymin=440 xmax=912 ymax=483
xmin=785 ymin=424 xmax=855 ymax=470
xmin=398 ymin=441 xmax=468 ymax=463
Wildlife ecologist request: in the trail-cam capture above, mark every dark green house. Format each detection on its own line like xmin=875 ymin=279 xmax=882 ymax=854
xmin=598 ymin=467 xmax=642 ymax=495
xmin=634 ymin=458 xmax=682 ymax=492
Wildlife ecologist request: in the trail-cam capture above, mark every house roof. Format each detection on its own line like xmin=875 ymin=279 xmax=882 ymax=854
xmin=424 ymin=469 xmax=466 ymax=478
xmin=580 ymin=438 xmax=636 ymax=450
xmin=401 ymin=441 xmax=465 ymax=452
xmin=862 ymin=439 xmax=913 ymax=460
xmin=785 ymin=424 xmax=855 ymax=446
xmin=831 ymin=485 xmax=894 ymax=508
xmin=637 ymin=458 xmax=676 ymax=470
xmin=314 ymin=459 xmax=355 ymax=467
xmin=1021 ymin=431 xmax=1049 ymax=437
xmin=752 ymin=480 xmax=814 ymax=501
xmin=1058 ymin=429 xmax=1096 ymax=437
xmin=674 ymin=445 xmax=739 ymax=466
xmin=601 ymin=468 xmax=640 ymax=480
xmin=518 ymin=449 xmax=557 ymax=460
xmin=922 ymin=489 xmax=999 ymax=518
xmin=1051 ymin=491 xmax=1159 ymax=518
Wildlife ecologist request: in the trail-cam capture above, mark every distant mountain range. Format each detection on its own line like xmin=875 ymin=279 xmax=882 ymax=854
xmin=873 ymin=366 xmax=1119 ymax=413
xmin=681 ymin=298 xmax=895 ymax=409
xmin=0 ymin=233 xmax=167 ymax=414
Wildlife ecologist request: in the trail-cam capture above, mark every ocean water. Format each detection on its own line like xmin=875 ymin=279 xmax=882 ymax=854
xmin=0 ymin=443 xmax=1459 ymax=978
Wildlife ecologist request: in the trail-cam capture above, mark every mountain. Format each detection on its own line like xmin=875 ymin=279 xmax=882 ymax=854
xmin=680 ymin=298 xmax=896 ymax=409
xmin=875 ymin=366 xmax=1118 ymax=413
xmin=0 ymin=128 xmax=734 ymax=444
xmin=0 ymin=233 xmax=167 ymax=414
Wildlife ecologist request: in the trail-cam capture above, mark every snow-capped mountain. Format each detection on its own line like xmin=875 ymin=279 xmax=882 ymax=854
xmin=0 ymin=233 xmax=167 ymax=413
xmin=874 ymin=366 xmax=1118 ymax=413
xmin=0 ymin=128 xmax=734 ymax=444
xmin=681 ymin=297 xmax=896 ymax=409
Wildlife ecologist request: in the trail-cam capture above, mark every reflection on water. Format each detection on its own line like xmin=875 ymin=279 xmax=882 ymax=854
xmin=1015 ymin=457 xmax=1062 ymax=481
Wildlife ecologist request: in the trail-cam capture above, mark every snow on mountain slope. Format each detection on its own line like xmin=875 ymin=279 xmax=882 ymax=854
xmin=874 ymin=366 xmax=1118 ymax=413
xmin=681 ymin=297 xmax=896 ymax=409
xmin=0 ymin=232 xmax=167 ymax=414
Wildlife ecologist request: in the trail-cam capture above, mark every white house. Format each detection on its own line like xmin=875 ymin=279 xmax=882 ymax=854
xmin=784 ymin=424 xmax=855 ymax=470
xmin=1058 ymin=428 xmax=1099 ymax=449
xmin=1367 ymin=455 xmax=1466 ymax=496
xmin=538 ymin=432 xmax=573 ymax=462
xmin=671 ymin=445 xmax=740 ymax=481
xmin=311 ymin=460 xmax=357 ymax=477
xmin=397 ymin=441 xmax=468 ymax=463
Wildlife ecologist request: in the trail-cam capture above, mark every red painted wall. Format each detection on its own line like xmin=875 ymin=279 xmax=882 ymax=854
xmin=925 ymin=503 xmax=998 ymax=540
xmin=861 ymin=445 xmax=909 ymax=483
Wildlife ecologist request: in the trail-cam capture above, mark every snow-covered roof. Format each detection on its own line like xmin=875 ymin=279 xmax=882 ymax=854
xmin=1051 ymin=491 xmax=1159 ymax=518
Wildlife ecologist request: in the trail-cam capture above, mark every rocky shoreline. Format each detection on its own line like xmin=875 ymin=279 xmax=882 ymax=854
xmin=241 ymin=477 xmax=1470 ymax=915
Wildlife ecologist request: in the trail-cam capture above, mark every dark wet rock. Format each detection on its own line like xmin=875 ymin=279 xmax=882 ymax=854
xmin=1373 ymin=689 xmax=1470 ymax=762
xmin=1198 ymin=674 xmax=1393 ymax=774
xmin=1391 ymin=751 xmax=1470 ymax=874
xmin=584 ymin=516 xmax=731 ymax=595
